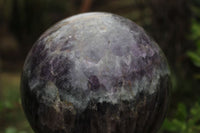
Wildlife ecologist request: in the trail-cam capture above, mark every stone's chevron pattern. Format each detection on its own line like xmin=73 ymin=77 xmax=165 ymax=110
xmin=21 ymin=12 xmax=171 ymax=133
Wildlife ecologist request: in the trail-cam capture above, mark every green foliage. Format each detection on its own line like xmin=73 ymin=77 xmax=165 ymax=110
xmin=187 ymin=20 xmax=200 ymax=68
xmin=5 ymin=127 xmax=27 ymax=133
xmin=5 ymin=127 xmax=17 ymax=133
xmin=187 ymin=2 xmax=200 ymax=79
xmin=187 ymin=50 xmax=200 ymax=67
xmin=0 ymin=73 xmax=34 ymax=133
xmin=161 ymin=103 xmax=200 ymax=133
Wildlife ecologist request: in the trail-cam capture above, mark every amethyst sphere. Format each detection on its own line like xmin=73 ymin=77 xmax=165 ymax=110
xmin=20 ymin=12 xmax=171 ymax=133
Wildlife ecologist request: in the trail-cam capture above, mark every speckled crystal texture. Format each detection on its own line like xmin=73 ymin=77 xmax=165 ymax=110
xmin=20 ymin=12 xmax=171 ymax=133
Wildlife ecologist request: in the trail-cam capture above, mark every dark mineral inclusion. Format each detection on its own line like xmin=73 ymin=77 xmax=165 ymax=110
xmin=20 ymin=12 xmax=171 ymax=133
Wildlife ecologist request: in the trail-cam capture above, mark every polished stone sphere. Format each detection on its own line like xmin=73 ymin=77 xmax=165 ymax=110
xmin=20 ymin=12 xmax=171 ymax=133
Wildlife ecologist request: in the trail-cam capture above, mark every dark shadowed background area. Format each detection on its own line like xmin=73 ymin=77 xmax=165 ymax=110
xmin=0 ymin=0 xmax=200 ymax=133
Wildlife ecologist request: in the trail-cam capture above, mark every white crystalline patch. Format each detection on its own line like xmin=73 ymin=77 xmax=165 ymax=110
xmin=25 ymin=13 xmax=170 ymax=113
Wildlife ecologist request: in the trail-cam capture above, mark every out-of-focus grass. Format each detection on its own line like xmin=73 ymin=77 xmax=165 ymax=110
xmin=0 ymin=72 xmax=33 ymax=133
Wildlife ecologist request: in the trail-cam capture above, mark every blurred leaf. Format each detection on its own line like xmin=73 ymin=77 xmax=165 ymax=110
xmin=18 ymin=131 xmax=27 ymax=133
xmin=187 ymin=51 xmax=200 ymax=67
xmin=197 ymin=42 xmax=200 ymax=55
xmin=188 ymin=15 xmax=200 ymax=69
xmin=4 ymin=100 xmax=14 ymax=109
xmin=188 ymin=103 xmax=200 ymax=127
xmin=190 ymin=19 xmax=200 ymax=40
xmin=5 ymin=127 xmax=17 ymax=133
xmin=162 ymin=102 xmax=200 ymax=133
xmin=176 ymin=103 xmax=187 ymax=121
xmin=162 ymin=118 xmax=187 ymax=132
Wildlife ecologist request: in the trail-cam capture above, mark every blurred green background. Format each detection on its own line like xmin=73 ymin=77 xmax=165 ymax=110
xmin=0 ymin=0 xmax=200 ymax=133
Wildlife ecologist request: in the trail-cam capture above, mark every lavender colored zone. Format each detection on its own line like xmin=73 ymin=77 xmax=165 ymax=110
xmin=21 ymin=12 xmax=171 ymax=133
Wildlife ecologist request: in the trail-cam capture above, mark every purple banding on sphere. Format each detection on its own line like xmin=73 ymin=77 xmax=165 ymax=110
xmin=21 ymin=12 xmax=171 ymax=133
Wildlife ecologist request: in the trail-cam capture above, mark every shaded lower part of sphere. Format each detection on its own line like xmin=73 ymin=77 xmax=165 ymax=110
xmin=21 ymin=74 xmax=170 ymax=133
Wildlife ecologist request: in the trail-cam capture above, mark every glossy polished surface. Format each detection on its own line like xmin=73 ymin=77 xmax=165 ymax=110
xmin=21 ymin=12 xmax=171 ymax=133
